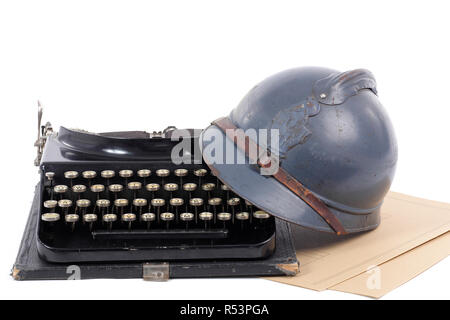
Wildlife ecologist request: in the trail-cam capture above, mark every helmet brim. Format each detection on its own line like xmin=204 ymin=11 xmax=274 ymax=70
xmin=200 ymin=124 xmax=380 ymax=233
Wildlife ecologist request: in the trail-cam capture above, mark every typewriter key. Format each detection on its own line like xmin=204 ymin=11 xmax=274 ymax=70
xmin=58 ymin=199 xmax=72 ymax=208
xmin=217 ymin=212 xmax=231 ymax=221
xmin=156 ymin=169 xmax=170 ymax=184
xmin=151 ymin=198 xmax=165 ymax=222
xmin=208 ymin=197 xmax=222 ymax=223
xmin=253 ymin=210 xmax=270 ymax=220
xmin=236 ymin=211 xmax=250 ymax=229
xmin=199 ymin=211 xmax=213 ymax=229
xmin=65 ymin=214 xmax=79 ymax=223
xmin=133 ymin=198 xmax=147 ymax=207
xmin=96 ymin=199 xmax=110 ymax=217
xmin=101 ymin=170 xmax=115 ymax=186
xmin=141 ymin=212 xmax=156 ymax=230
xmin=119 ymin=170 xmax=133 ymax=185
xmin=41 ymin=212 xmax=60 ymax=222
xmin=170 ymin=198 xmax=184 ymax=206
xmin=189 ymin=198 xmax=203 ymax=223
xmin=137 ymin=169 xmax=151 ymax=178
xmin=227 ymin=197 xmax=240 ymax=223
xmin=65 ymin=214 xmax=79 ymax=231
xmin=54 ymin=184 xmax=68 ymax=197
xmin=119 ymin=169 xmax=133 ymax=178
xmin=202 ymin=183 xmax=215 ymax=198
xmin=128 ymin=181 xmax=142 ymax=190
xmin=133 ymin=198 xmax=147 ymax=217
xmin=114 ymin=198 xmax=128 ymax=207
xmin=103 ymin=213 xmax=117 ymax=231
xmin=174 ymin=168 xmax=188 ymax=177
xmin=151 ymin=198 xmax=165 ymax=207
xmin=101 ymin=170 xmax=115 ymax=178
xmin=146 ymin=183 xmax=160 ymax=196
xmin=160 ymin=212 xmax=174 ymax=229
xmin=180 ymin=212 xmax=194 ymax=229
xmin=174 ymin=168 xmax=188 ymax=185
xmin=227 ymin=197 xmax=240 ymax=206
xmin=128 ymin=181 xmax=142 ymax=198
xmin=253 ymin=210 xmax=270 ymax=223
xmin=76 ymin=199 xmax=91 ymax=208
xmin=91 ymin=184 xmax=105 ymax=199
xmin=194 ymin=168 xmax=207 ymax=185
xmin=58 ymin=199 xmax=72 ymax=216
xmin=72 ymin=185 xmax=87 ymax=199
xmin=43 ymin=200 xmax=58 ymax=209
xmin=82 ymin=170 xmax=96 ymax=185
xmin=83 ymin=213 xmax=98 ymax=230
xmin=217 ymin=212 xmax=231 ymax=228
xmin=114 ymin=198 xmax=129 ymax=216
xmin=122 ymin=213 xmax=136 ymax=230
xmin=64 ymin=171 xmax=78 ymax=186
xmin=202 ymin=183 xmax=215 ymax=192
xmin=96 ymin=199 xmax=110 ymax=207
xmin=109 ymin=184 xmax=123 ymax=199
xmin=199 ymin=211 xmax=213 ymax=220
xmin=164 ymin=183 xmax=178 ymax=192
xmin=183 ymin=183 xmax=197 ymax=199
xmin=170 ymin=198 xmax=184 ymax=222
xmin=141 ymin=212 xmax=156 ymax=222
xmin=156 ymin=169 xmax=170 ymax=177
xmin=208 ymin=198 xmax=222 ymax=206
xmin=45 ymin=172 xmax=55 ymax=183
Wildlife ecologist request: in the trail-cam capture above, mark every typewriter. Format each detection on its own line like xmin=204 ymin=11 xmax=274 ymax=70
xmin=35 ymin=112 xmax=276 ymax=263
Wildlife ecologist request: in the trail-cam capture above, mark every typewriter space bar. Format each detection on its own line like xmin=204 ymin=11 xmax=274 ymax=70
xmin=92 ymin=228 xmax=229 ymax=240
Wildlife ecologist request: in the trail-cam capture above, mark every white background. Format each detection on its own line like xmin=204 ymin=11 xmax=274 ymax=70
xmin=0 ymin=0 xmax=449 ymax=299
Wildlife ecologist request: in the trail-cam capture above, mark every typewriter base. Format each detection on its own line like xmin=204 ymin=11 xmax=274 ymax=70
xmin=12 ymin=185 xmax=299 ymax=280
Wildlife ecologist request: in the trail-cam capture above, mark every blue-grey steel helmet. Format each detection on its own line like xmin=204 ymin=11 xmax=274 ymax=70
xmin=201 ymin=67 xmax=398 ymax=234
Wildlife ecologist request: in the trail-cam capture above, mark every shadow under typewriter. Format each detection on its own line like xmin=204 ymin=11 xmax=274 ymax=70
xmin=37 ymin=127 xmax=278 ymax=263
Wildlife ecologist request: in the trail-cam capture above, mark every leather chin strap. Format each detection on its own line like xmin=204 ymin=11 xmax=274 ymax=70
xmin=211 ymin=117 xmax=347 ymax=235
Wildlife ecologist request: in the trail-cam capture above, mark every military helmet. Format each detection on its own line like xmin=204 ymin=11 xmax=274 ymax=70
xmin=201 ymin=67 xmax=398 ymax=234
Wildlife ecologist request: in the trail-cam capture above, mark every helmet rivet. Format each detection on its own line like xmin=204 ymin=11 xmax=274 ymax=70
xmin=319 ymin=93 xmax=327 ymax=99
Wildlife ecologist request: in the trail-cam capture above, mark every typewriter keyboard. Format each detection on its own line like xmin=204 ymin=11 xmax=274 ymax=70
xmin=37 ymin=165 xmax=276 ymax=263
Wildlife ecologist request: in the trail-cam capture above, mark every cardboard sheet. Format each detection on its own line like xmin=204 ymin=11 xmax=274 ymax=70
xmin=331 ymin=232 xmax=449 ymax=298
xmin=267 ymin=192 xmax=450 ymax=292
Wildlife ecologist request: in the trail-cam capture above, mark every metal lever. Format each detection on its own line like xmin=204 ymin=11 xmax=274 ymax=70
xmin=34 ymin=101 xmax=53 ymax=166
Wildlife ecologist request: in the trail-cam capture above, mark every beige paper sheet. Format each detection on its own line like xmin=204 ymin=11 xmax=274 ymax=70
xmin=331 ymin=232 xmax=449 ymax=298
xmin=267 ymin=192 xmax=450 ymax=291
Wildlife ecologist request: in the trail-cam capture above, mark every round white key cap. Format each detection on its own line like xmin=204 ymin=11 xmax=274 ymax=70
xmin=58 ymin=199 xmax=72 ymax=208
xmin=82 ymin=170 xmax=96 ymax=179
xmin=101 ymin=170 xmax=115 ymax=179
xmin=217 ymin=212 xmax=232 ymax=221
xmin=156 ymin=169 xmax=170 ymax=177
xmin=133 ymin=198 xmax=147 ymax=207
xmin=199 ymin=212 xmax=213 ymax=221
xmin=42 ymin=213 xmax=60 ymax=222
xmin=137 ymin=169 xmax=151 ymax=178
xmin=65 ymin=214 xmax=79 ymax=223
xmin=146 ymin=183 xmax=160 ymax=192
xmin=64 ymin=171 xmax=78 ymax=179
xmin=160 ymin=212 xmax=174 ymax=221
xmin=236 ymin=212 xmax=250 ymax=220
xmin=180 ymin=212 xmax=194 ymax=221
xmin=83 ymin=214 xmax=98 ymax=223
xmin=43 ymin=200 xmax=58 ymax=208
xmin=141 ymin=213 xmax=156 ymax=222
xmin=119 ymin=170 xmax=133 ymax=178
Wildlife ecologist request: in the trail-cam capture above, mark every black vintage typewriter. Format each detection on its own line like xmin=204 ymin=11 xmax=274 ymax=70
xmin=35 ymin=121 xmax=276 ymax=263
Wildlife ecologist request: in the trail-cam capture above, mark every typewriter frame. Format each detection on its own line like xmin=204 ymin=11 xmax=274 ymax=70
xmin=36 ymin=128 xmax=277 ymax=263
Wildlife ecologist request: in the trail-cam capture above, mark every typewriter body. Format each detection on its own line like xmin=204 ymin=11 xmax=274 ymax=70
xmin=36 ymin=125 xmax=276 ymax=263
